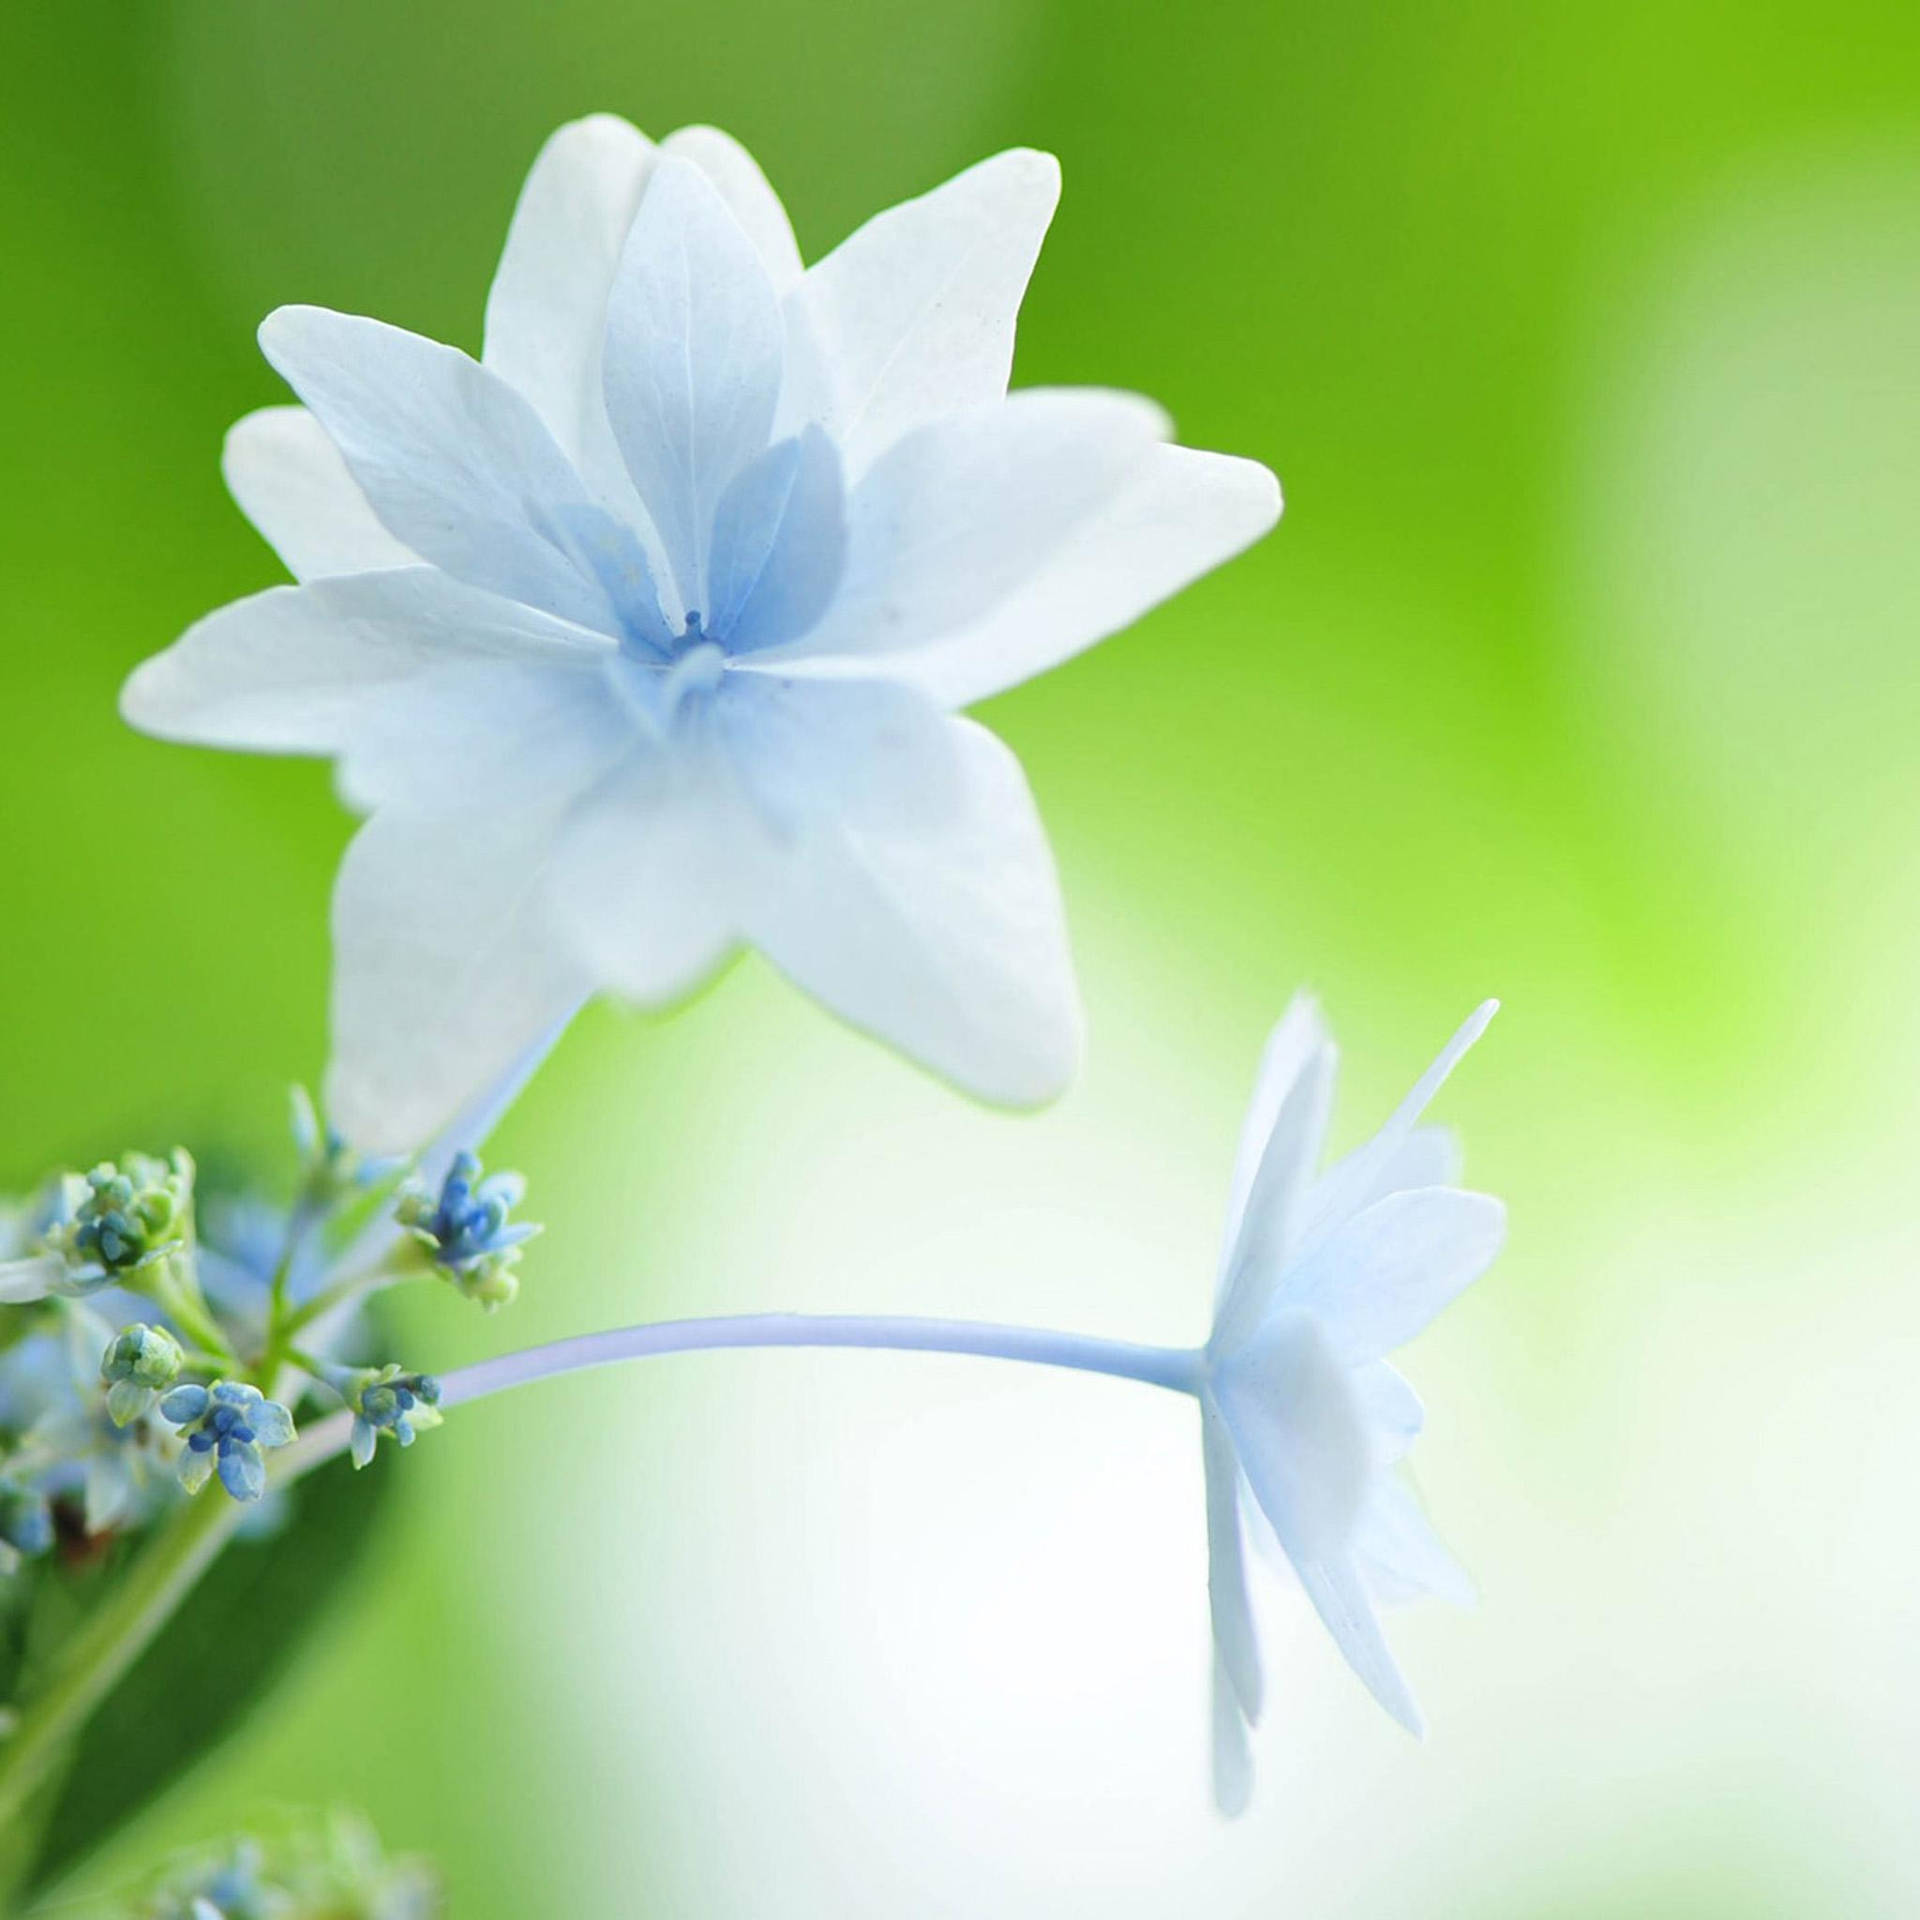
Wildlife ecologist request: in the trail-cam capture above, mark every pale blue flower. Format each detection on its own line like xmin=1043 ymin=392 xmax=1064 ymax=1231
xmin=1199 ymin=998 xmax=1505 ymax=1813
xmin=121 ymin=118 xmax=1281 ymax=1150
xmin=160 ymin=1380 xmax=296 ymax=1503
xmin=328 ymin=1364 xmax=444 ymax=1469
xmin=393 ymin=1151 xmax=536 ymax=1308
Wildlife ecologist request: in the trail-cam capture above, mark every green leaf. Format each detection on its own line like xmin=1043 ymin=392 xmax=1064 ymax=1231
xmin=22 ymin=1452 xmax=393 ymax=1901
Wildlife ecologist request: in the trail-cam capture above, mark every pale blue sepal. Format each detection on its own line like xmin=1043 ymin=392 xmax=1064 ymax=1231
xmin=1201 ymin=1399 xmax=1262 ymax=1724
xmin=1279 ymin=1188 xmax=1508 ymax=1367
xmin=1294 ymin=1001 xmax=1498 ymax=1260
xmin=1214 ymin=1309 xmax=1372 ymax=1564
xmin=1212 ymin=1039 xmax=1335 ymax=1355
xmin=0 ymin=1256 xmax=61 ymax=1304
xmin=707 ymin=427 xmax=847 ymax=650
xmin=1355 ymin=1474 xmax=1477 ymax=1610
xmin=601 ymin=156 xmax=785 ymax=618
xmin=1210 ymin=1644 xmax=1254 ymax=1818
xmin=258 ymin=307 xmax=629 ymax=638
xmin=1290 ymin=1546 xmax=1426 ymax=1737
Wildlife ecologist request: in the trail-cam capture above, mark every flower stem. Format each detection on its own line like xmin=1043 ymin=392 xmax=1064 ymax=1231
xmin=276 ymin=1312 xmax=1204 ymax=1484
xmin=0 ymin=1489 xmax=243 ymax=1836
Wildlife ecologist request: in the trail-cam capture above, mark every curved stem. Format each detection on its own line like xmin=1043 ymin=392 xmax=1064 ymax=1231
xmin=276 ymin=1312 xmax=1203 ymax=1485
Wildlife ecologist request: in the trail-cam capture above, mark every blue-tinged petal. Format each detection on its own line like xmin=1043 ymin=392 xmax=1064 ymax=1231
xmin=1201 ymin=1400 xmax=1262 ymax=1724
xmin=178 ymin=1446 xmax=217 ymax=1496
xmin=159 ymin=1384 xmax=211 ymax=1424
xmin=1210 ymin=1644 xmax=1254 ymax=1819
xmin=706 ymin=428 xmax=846 ymax=651
xmin=1213 ymin=1309 xmax=1372 ymax=1565
xmin=120 ymin=569 xmax=614 ymax=772
xmin=1295 ymin=1001 xmax=1498 ymax=1257
xmin=1292 ymin=1547 xmax=1426 ymax=1736
xmin=258 ymin=306 xmax=628 ymax=636
xmin=1355 ymin=1475 xmax=1476 ymax=1609
xmin=834 ymin=443 xmax=1280 ymax=709
xmin=0 ymin=1256 xmax=61 ymax=1305
xmin=546 ymin=738 xmax=750 ymax=1007
xmin=483 ymin=113 xmax=657 ymax=506
xmin=602 ymin=157 xmax=785 ymax=618
xmin=778 ymin=149 xmax=1060 ymax=476
xmin=218 ymin=1442 xmax=267 ymax=1504
xmin=223 ymin=405 xmax=419 ymax=582
xmin=772 ymin=389 xmax=1166 ymax=670
xmin=1353 ymin=1360 xmax=1425 ymax=1462
xmin=324 ymin=701 xmax=630 ymax=1151
xmin=731 ymin=694 xmax=1082 ymax=1107
xmin=661 ymin=126 xmax=804 ymax=294
xmin=249 ymin=1401 xmax=296 ymax=1448
xmin=1278 ymin=1188 xmax=1507 ymax=1366
xmin=1212 ymin=1030 xmax=1335 ymax=1355
xmin=1216 ymin=995 xmax=1330 ymax=1279
xmin=1316 ymin=1123 xmax=1463 ymax=1221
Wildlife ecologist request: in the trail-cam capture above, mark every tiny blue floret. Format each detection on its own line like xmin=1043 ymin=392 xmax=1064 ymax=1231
xmin=159 ymin=1379 xmax=296 ymax=1503
xmin=394 ymin=1152 xmax=537 ymax=1309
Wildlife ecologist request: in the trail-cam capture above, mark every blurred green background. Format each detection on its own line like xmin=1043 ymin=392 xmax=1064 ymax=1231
xmin=6 ymin=0 xmax=1920 ymax=1911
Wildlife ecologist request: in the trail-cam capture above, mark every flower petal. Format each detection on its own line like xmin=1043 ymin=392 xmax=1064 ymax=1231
xmin=545 ymin=738 xmax=749 ymax=1005
xmin=1212 ymin=997 xmax=1335 ymax=1350
xmin=1210 ymin=1644 xmax=1255 ymax=1818
xmin=1292 ymin=1547 xmax=1425 ymax=1735
xmin=780 ymin=148 xmax=1060 ymax=476
xmin=1355 ymin=1474 xmax=1476 ymax=1609
xmin=661 ymin=125 xmax=804 ymax=294
xmin=0 ymin=1256 xmax=61 ymax=1305
xmin=482 ymin=113 xmax=658 ymax=504
xmin=259 ymin=306 xmax=630 ymax=635
xmin=1321 ymin=1123 xmax=1463 ymax=1218
xmin=850 ymin=444 xmax=1281 ymax=709
xmin=602 ymin=156 xmax=785 ymax=617
xmin=1202 ymin=1399 xmax=1262 ymax=1724
xmin=1214 ymin=1308 xmax=1372 ymax=1566
xmin=120 ymin=568 xmax=613 ymax=766
xmin=782 ymin=388 xmax=1167 ymax=669
xmin=1278 ymin=1188 xmax=1507 ymax=1366
xmin=249 ymin=1400 xmax=296 ymax=1448
xmin=1296 ymin=1001 xmax=1498 ymax=1255
xmin=730 ymin=691 xmax=1081 ymax=1105
xmin=1353 ymin=1360 xmax=1425 ymax=1462
xmin=706 ymin=426 xmax=847 ymax=651
xmin=323 ymin=705 xmax=628 ymax=1150
xmin=218 ymin=1442 xmax=267 ymax=1503
xmin=223 ymin=405 xmax=419 ymax=581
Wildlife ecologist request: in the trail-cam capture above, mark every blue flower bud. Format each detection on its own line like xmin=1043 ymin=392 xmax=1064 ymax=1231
xmin=329 ymin=1363 xmax=444 ymax=1470
xmin=394 ymin=1152 xmax=538 ymax=1309
xmin=158 ymin=1379 xmax=295 ymax=1504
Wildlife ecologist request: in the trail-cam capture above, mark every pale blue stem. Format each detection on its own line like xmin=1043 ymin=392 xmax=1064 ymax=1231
xmin=444 ymin=1314 xmax=1204 ymax=1402
xmin=276 ymin=1314 xmax=1203 ymax=1482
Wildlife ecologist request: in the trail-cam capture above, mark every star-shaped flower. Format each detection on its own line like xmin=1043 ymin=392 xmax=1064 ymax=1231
xmin=122 ymin=118 xmax=1280 ymax=1150
xmin=1199 ymin=997 xmax=1505 ymax=1812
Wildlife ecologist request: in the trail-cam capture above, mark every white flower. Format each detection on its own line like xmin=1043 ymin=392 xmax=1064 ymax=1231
xmin=122 ymin=118 xmax=1280 ymax=1150
xmin=1200 ymin=997 xmax=1505 ymax=1813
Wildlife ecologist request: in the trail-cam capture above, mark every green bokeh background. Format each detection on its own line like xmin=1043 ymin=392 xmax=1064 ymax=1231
xmin=6 ymin=0 xmax=1920 ymax=1911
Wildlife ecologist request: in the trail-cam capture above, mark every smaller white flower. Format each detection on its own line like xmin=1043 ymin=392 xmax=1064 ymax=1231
xmin=1200 ymin=997 xmax=1504 ymax=1813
